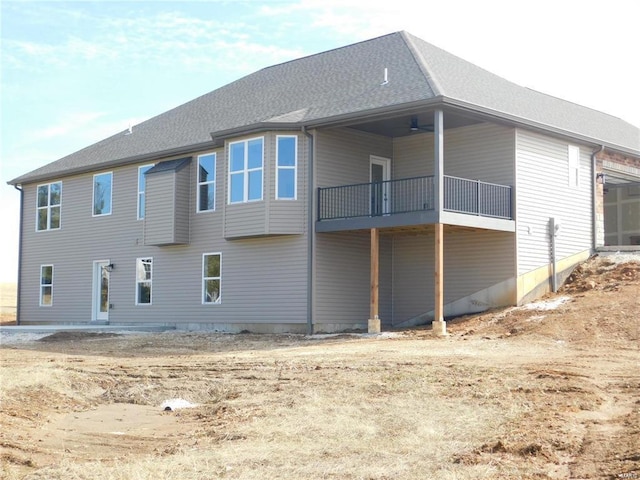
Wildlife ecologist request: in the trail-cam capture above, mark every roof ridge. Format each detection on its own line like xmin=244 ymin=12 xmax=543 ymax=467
xmin=259 ymin=31 xmax=403 ymax=73
xmin=400 ymin=31 xmax=444 ymax=97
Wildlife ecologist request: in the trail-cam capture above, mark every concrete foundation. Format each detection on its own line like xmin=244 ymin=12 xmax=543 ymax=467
xmin=432 ymin=320 xmax=447 ymax=336
xmin=368 ymin=317 xmax=381 ymax=334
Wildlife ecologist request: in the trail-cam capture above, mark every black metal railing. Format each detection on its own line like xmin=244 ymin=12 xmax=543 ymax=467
xmin=318 ymin=176 xmax=434 ymax=220
xmin=444 ymin=176 xmax=512 ymax=219
xmin=317 ymin=175 xmax=512 ymax=221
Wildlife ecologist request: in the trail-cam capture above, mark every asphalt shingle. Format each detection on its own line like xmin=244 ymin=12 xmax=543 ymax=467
xmin=9 ymin=31 xmax=639 ymax=185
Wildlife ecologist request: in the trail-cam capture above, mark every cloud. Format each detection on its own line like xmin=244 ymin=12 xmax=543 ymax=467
xmin=3 ymin=5 xmax=306 ymax=75
xmin=35 ymin=112 xmax=107 ymax=140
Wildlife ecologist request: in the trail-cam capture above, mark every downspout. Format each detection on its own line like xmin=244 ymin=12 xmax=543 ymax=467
xmin=13 ymin=184 xmax=23 ymax=325
xmin=302 ymin=126 xmax=314 ymax=335
xmin=591 ymin=145 xmax=605 ymax=252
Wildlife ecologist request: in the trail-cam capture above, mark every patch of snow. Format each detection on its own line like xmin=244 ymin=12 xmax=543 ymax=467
xmin=523 ymin=296 xmax=571 ymax=311
xmin=0 ymin=332 xmax=50 ymax=345
xmin=160 ymin=398 xmax=199 ymax=411
xmin=306 ymin=332 xmax=403 ymax=340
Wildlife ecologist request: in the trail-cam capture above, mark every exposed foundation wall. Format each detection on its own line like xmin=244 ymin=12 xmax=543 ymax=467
xmin=515 ymin=249 xmax=591 ymax=305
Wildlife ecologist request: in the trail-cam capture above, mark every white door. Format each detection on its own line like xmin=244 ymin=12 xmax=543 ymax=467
xmin=370 ymin=156 xmax=391 ymax=215
xmin=93 ymin=260 xmax=110 ymax=322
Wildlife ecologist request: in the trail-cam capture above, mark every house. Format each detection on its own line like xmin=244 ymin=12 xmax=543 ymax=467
xmin=8 ymin=31 xmax=640 ymax=335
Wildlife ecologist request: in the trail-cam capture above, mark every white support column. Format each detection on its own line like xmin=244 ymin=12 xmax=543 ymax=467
xmin=433 ymin=109 xmax=447 ymax=336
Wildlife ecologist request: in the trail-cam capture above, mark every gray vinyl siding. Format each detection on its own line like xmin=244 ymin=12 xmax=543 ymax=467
xmin=393 ymin=228 xmax=515 ymax=322
xmin=515 ymin=129 xmax=592 ymax=275
xmin=314 ymin=124 xmax=515 ymax=327
xmin=313 ymin=128 xmax=393 ymax=328
xmin=314 ymin=231 xmax=369 ymax=328
xmin=393 ymin=132 xmax=433 ymax=178
xmin=443 ymin=123 xmax=515 ymax=185
xmin=144 ymin=166 xmax=190 ymax=245
xmin=224 ymin=203 xmax=268 ymax=238
xmin=393 ymin=122 xmax=515 ymax=184
xmin=18 ymin=137 xmax=309 ymax=327
xmin=174 ymin=166 xmax=190 ymax=243
xmin=224 ymin=132 xmax=306 ymax=238
xmin=315 ymin=128 xmax=393 ymax=187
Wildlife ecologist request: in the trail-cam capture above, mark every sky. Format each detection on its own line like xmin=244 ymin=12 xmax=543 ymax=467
xmin=1 ymin=0 xmax=639 ymax=283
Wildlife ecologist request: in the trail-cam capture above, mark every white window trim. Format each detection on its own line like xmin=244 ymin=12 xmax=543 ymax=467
xmin=137 ymin=164 xmax=154 ymax=220
xmin=568 ymin=145 xmax=580 ymax=189
xmin=196 ymin=153 xmax=216 ymax=213
xmin=202 ymin=253 xmax=222 ymax=305
xmin=276 ymin=135 xmax=298 ymax=200
xmin=35 ymin=181 xmax=62 ymax=232
xmin=39 ymin=264 xmax=54 ymax=307
xmin=228 ymin=137 xmax=264 ymax=204
xmin=135 ymin=257 xmax=153 ymax=306
xmin=93 ymin=171 xmax=113 ymax=217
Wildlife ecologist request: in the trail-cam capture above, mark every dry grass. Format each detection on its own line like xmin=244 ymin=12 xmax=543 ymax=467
xmin=1 ymin=257 xmax=638 ymax=479
xmin=0 ymin=282 xmax=17 ymax=325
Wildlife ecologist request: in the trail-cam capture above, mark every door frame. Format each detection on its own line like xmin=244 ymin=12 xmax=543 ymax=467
xmin=92 ymin=259 xmax=111 ymax=323
xmin=370 ymin=155 xmax=391 ymax=215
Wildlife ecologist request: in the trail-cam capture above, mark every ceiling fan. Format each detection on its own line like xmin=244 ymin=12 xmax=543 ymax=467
xmin=410 ymin=116 xmax=434 ymax=132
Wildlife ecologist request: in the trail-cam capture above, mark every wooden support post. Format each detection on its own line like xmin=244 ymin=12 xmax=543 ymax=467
xmin=368 ymin=228 xmax=381 ymax=334
xmin=433 ymin=223 xmax=447 ymax=336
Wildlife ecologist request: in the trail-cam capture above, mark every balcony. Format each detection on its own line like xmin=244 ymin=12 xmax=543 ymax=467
xmin=316 ymin=175 xmax=514 ymax=232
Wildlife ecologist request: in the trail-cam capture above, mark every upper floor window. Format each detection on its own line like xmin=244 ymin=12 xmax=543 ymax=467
xmin=138 ymin=165 xmax=154 ymax=220
xmin=40 ymin=264 xmax=53 ymax=306
xmin=229 ymin=137 xmax=263 ymax=203
xmin=568 ymin=145 xmax=580 ymax=188
xmin=136 ymin=257 xmax=152 ymax=305
xmin=276 ymin=136 xmax=297 ymax=200
xmin=93 ymin=172 xmax=113 ymax=216
xmin=197 ymin=153 xmax=216 ymax=212
xmin=36 ymin=182 xmax=61 ymax=231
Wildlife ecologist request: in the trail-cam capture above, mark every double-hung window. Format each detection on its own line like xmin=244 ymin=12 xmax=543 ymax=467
xmin=137 ymin=165 xmax=154 ymax=220
xmin=36 ymin=182 xmax=61 ymax=231
xmin=276 ymin=136 xmax=297 ymax=200
xmin=93 ymin=172 xmax=113 ymax=216
xmin=136 ymin=258 xmax=152 ymax=305
xmin=229 ymin=137 xmax=263 ymax=203
xmin=197 ymin=153 xmax=216 ymax=212
xmin=202 ymin=253 xmax=221 ymax=304
xmin=40 ymin=265 xmax=53 ymax=306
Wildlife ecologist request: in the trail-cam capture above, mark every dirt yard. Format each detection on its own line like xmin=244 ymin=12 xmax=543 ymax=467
xmin=1 ymin=256 xmax=638 ymax=480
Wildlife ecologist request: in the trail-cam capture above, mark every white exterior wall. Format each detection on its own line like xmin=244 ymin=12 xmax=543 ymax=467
xmin=515 ymin=129 xmax=593 ymax=276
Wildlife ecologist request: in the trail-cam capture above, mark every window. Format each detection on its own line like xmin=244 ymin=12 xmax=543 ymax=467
xmin=40 ymin=265 xmax=53 ymax=306
xmin=229 ymin=137 xmax=263 ymax=203
xmin=276 ymin=136 xmax=297 ymax=200
xmin=202 ymin=253 xmax=221 ymax=304
xmin=568 ymin=145 xmax=580 ymax=188
xmin=138 ymin=165 xmax=154 ymax=219
xmin=93 ymin=172 xmax=113 ymax=216
xmin=197 ymin=153 xmax=216 ymax=212
xmin=136 ymin=258 xmax=152 ymax=305
xmin=36 ymin=182 xmax=61 ymax=231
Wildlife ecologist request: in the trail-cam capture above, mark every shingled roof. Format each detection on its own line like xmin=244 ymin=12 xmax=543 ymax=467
xmin=10 ymin=31 xmax=640 ymax=185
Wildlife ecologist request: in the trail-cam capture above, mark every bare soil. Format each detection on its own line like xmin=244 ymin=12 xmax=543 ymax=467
xmin=1 ymin=256 xmax=638 ymax=479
